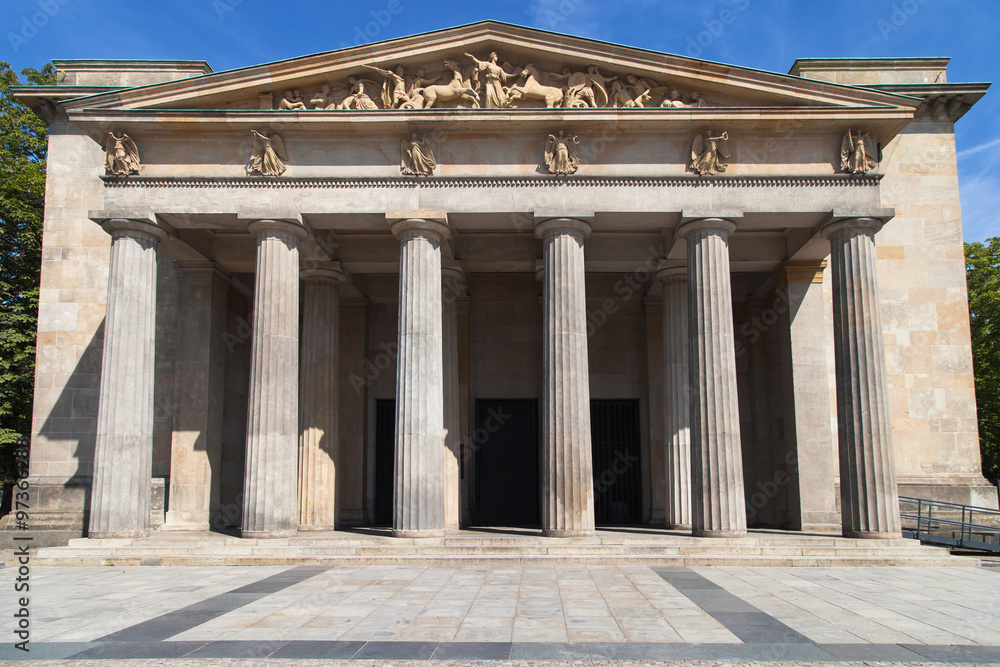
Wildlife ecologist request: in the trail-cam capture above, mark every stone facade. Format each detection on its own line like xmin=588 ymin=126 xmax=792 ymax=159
xmin=11 ymin=23 xmax=996 ymax=547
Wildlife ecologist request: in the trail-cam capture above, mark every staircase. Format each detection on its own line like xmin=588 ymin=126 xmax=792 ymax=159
xmin=19 ymin=528 xmax=974 ymax=567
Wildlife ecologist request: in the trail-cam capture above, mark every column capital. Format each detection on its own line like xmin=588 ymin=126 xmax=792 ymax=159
xmin=654 ymin=263 xmax=687 ymax=285
xmin=822 ymin=217 xmax=885 ymax=241
xmin=246 ymin=219 xmax=308 ymax=243
xmin=387 ymin=212 xmax=450 ymax=242
xmin=535 ymin=217 xmax=592 ymax=240
xmin=94 ymin=216 xmax=168 ymax=245
xmin=771 ymin=260 xmax=827 ymax=288
xmin=676 ymin=217 xmax=737 ymax=241
xmin=301 ymin=261 xmax=348 ymax=285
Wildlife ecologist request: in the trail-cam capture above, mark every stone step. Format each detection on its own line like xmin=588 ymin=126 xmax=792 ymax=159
xmin=23 ymin=552 xmax=972 ymax=568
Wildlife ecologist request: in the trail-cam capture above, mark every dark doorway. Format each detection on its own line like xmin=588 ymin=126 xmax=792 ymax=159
xmin=373 ymin=399 xmax=395 ymax=526
xmin=474 ymin=399 xmax=540 ymax=527
xmin=591 ymin=400 xmax=642 ymax=525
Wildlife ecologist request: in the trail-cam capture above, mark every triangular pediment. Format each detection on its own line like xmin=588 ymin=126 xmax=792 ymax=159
xmin=62 ymin=21 xmax=918 ymax=114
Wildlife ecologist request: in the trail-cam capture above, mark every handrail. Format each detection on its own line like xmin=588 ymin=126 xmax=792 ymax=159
xmin=898 ymin=495 xmax=1000 ymax=553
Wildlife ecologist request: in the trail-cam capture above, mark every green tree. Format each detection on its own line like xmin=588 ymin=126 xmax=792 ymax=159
xmin=0 ymin=61 xmax=54 ymax=512
xmin=966 ymin=237 xmax=1000 ymax=486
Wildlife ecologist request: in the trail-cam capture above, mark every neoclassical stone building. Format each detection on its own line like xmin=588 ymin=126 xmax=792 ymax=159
xmin=13 ymin=22 xmax=996 ymax=545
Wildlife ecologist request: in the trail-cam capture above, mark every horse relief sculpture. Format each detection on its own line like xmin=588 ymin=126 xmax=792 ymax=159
xmin=268 ymin=56 xmax=714 ymax=111
xmin=400 ymin=134 xmax=436 ymax=176
xmin=248 ymin=130 xmax=288 ymax=177
xmin=840 ymin=129 xmax=878 ymax=174
xmin=104 ymin=132 xmax=141 ymax=176
xmin=689 ymin=131 xmax=731 ymax=175
xmin=544 ymin=131 xmax=581 ymax=175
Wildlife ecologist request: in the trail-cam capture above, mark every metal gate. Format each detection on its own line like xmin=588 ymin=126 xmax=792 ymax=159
xmin=590 ymin=400 xmax=642 ymax=525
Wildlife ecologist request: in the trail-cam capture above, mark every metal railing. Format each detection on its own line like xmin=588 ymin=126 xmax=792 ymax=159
xmin=899 ymin=496 xmax=1000 ymax=553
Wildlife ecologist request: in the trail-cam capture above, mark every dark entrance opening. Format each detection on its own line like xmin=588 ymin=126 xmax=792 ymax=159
xmin=474 ymin=399 xmax=540 ymax=527
xmin=591 ymin=399 xmax=642 ymax=525
xmin=373 ymin=399 xmax=395 ymax=526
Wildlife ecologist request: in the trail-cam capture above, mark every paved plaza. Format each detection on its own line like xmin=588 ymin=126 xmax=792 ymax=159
xmin=2 ymin=563 xmax=999 ymax=664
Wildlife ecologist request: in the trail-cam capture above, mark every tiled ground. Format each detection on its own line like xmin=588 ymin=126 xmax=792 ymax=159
xmin=1 ymin=564 xmax=999 ymax=663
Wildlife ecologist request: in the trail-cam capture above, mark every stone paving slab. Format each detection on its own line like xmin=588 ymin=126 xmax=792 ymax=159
xmin=1 ymin=564 xmax=998 ymax=664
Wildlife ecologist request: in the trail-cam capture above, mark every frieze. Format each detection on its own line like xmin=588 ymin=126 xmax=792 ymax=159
xmin=260 ymin=53 xmax=716 ymax=111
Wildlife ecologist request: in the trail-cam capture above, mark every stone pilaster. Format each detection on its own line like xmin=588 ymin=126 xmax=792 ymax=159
xmin=537 ymin=218 xmax=595 ymax=538
xmin=389 ymin=213 xmax=449 ymax=538
xmin=824 ymin=217 xmax=902 ymax=538
xmin=442 ymin=263 xmax=465 ymax=530
xmin=162 ymin=263 xmax=229 ymax=531
xmin=89 ymin=218 xmax=166 ymax=538
xmin=241 ymin=219 xmax=308 ymax=538
xmin=298 ymin=264 xmax=347 ymax=531
xmin=656 ymin=266 xmax=691 ymax=530
xmin=678 ymin=218 xmax=747 ymax=537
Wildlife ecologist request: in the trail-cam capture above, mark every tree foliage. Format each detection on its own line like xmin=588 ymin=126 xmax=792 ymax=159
xmin=966 ymin=238 xmax=1000 ymax=486
xmin=0 ymin=62 xmax=54 ymax=501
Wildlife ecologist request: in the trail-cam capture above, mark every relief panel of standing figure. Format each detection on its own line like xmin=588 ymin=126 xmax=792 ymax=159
xmin=840 ymin=129 xmax=878 ymax=174
xmin=104 ymin=132 xmax=141 ymax=176
xmin=689 ymin=131 xmax=731 ymax=175
xmin=400 ymin=134 xmax=437 ymax=176
xmin=248 ymin=130 xmax=288 ymax=177
xmin=544 ymin=131 xmax=581 ymax=174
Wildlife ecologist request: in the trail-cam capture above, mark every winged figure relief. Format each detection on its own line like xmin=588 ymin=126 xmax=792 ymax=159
xmin=248 ymin=130 xmax=288 ymax=177
xmin=400 ymin=134 xmax=437 ymax=176
xmin=104 ymin=132 xmax=141 ymax=176
xmin=840 ymin=129 xmax=877 ymax=174
xmin=690 ymin=131 xmax=731 ymax=175
xmin=544 ymin=131 xmax=580 ymax=175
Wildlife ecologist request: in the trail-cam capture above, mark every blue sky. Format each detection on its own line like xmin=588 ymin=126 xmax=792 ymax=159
xmin=3 ymin=0 xmax=998 ymax=241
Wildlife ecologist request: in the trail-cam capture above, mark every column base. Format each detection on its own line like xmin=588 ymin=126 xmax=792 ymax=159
xmin=392 ymin=529 xmax=445 ymax=538
xmin=88 ymin=529 xmax=149 ymax=539
xmin=542 ymin=529 xmax=596 ymax=538
xmin=161 ymin=510 xmax=210 ymax=532
xmin=297 ymin=525 xmax=336 ymax=532
xmin=692 ymin=529 xmax=747 ymax=538
xmin=241 ymin=529 xmax=298 ymax=539
xmin=843 ymin=529 xmax=902 ymax=540
xmin=665 ymin=523 xmax=692 ymax=530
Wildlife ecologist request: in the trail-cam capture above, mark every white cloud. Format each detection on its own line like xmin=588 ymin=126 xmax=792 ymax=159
xmin=958 ymin=170 xmax=1000 ymax=242
xmin=958 ymin=136 xmax=1000 ymax=160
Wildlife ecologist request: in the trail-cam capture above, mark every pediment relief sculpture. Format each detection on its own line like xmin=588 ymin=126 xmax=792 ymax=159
xmin=400 ymin=134 xmax=436 ymax=176
xmin=689 ymin=131 xmax=731 ymax=175
xmin=840 ymin=129 xmax=878 ymax=174
xmin=264 ymin=55 xmax=715 ymax=111
xmin=544 ymin=131 xmax=581 ymax=175
xmin=104 ymin=132 xmax=141 ymax=176
xmin=248 ymin=130 xmax=287 ymax=177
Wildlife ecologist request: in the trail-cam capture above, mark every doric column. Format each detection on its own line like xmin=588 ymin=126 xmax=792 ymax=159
xmin=298 ymin=263 xmax=347 ymax=531
xmin=89 ymin=217 xmax=166 ymax=538
xmin=241 ymin=218 xmax=308 ymax=538
xmin=162 ymin=263 xmax=229 ymax=531
xmin=823 ymin=217 xmax=901 ymax=538
xmin=537 ymin=218 xmax=595 ymax=538
xmin=389 ymin=212 xmax=449 ymax=538
xmin=442 ymin=262 xmax=465 ymax=530
xmin=656 ymin=266 xmax=691 ymax=530
xmin=678 ymin=217 xmax=747 ymax=537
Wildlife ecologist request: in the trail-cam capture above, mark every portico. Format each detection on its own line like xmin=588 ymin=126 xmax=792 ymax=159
xmin=14 ymin=22 xmax=996 ymax=551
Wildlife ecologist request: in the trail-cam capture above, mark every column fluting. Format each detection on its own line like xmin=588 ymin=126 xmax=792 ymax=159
xmin=678 ymin=218 xmax=748 ymax=537
xmin=824 ymin=217 xmax=902 ymax=538
xmin=242 ymin=219 xmax=307 ymax=538
xmin=537 ymin=218 xmax=595 ymax=538
xmin=89 ymin=219 xmax=166 ymax=538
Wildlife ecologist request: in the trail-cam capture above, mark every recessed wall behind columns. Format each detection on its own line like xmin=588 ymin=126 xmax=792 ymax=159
xmin=585 ymin=274 xmax=653 ymax=523
xmin=151 ymin=257 xmax=177 ymax=528
xmin=877 ymin=120 xmax=997 ymax=507
xmin=219 ymin=278 xmax=252 ymax=530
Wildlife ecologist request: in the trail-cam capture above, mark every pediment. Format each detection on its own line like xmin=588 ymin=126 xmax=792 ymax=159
xmin=63 ymin=22 xmax=918 ymax=114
